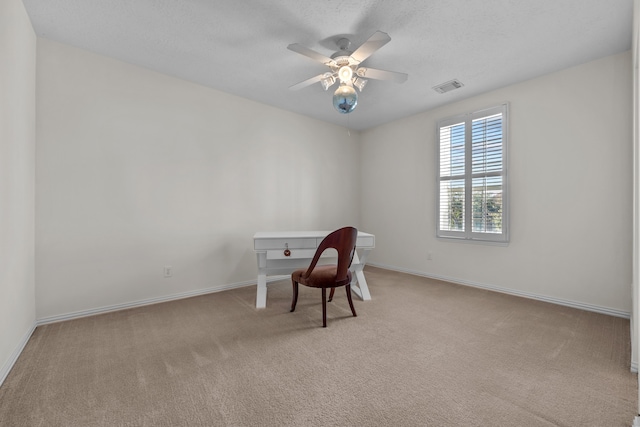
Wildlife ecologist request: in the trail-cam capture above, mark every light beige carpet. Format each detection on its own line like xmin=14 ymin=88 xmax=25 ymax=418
xmin=0 ymin=266 xmax=636 ymax=426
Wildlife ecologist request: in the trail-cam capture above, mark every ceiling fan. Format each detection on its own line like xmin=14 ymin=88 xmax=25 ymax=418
xmin=287 ymin=31 xmax=408 ymax=114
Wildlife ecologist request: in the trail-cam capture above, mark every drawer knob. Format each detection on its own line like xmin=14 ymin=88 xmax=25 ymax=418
xmin=284 ymin=243 xmax=291 ymax=257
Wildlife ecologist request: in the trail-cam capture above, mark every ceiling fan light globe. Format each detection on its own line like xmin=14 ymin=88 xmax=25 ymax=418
xmin=320 ymin=73 xmax=336 ymax=91
xmin=333 ymin=84 xmax=358 ymax=114
xmin=338 ymin=66 xmax=353 ymax=82
xmin=353 ymin=77 xmax=367 ymax=92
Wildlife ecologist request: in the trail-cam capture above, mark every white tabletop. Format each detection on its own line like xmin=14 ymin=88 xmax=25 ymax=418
xmin=254 ymin=230 xmax=373 ymax=239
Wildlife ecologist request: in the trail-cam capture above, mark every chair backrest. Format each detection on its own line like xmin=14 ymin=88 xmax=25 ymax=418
xmin=303 ymin=227 xmax=358 ymax=284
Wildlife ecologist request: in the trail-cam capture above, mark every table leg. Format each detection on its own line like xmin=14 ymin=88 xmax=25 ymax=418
xmin=256 ymin=252 xmax=267 ymax=308
xmin=350 ymin=249 xmax=371 ymax=301
xmin=256 ymin=272 xmax=267 ymax=308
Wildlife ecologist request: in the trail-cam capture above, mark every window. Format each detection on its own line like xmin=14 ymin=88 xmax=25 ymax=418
xmin=437 ymin=104 xmax=508 ymax=243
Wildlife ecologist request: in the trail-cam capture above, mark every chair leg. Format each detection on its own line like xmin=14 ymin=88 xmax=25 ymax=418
xmin=345 ymin=285 xmax=357 ymax=317
xmin=328 ymin=287 xmax=335 ymax=302
xmin=322 ymin=288 xmax=327 ymax=327
xmin=290 ymin=280 xmax=298 ymax=312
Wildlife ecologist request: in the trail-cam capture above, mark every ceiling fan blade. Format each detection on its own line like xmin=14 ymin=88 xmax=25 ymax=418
xmin=289 ymin=74 xmax=325 ymax=90
xmin=357 ymin=67 xmax=408 ymax=83
xmin=287 ymin=43 xmax=335 ymax=66
xmin=350 ymin=31 xmax=391 ymax=63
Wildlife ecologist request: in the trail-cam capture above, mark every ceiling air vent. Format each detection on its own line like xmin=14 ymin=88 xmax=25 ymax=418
xmin=433 ymin=79 xmax=464 ymax=94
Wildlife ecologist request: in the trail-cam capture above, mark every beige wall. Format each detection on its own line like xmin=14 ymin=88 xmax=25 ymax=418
xmin=35 ymin=39 xmax=361 ymax=319
xmin=0 ymin=0 xmax=36 ymax=382
xmin=362 ymin=51 xmax=633 ymax=314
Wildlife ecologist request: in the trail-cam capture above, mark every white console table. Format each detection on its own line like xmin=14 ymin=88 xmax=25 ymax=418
xmin=253 ymin=231 xmax=375 ymax=308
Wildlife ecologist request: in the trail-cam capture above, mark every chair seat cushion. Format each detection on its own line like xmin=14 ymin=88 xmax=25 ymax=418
xmin=292 ymin=264 xmax=352 ymax=288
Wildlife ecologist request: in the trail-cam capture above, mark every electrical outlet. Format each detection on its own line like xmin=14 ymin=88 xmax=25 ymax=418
xmin=164 ymin=266 xmax=172 ymax=278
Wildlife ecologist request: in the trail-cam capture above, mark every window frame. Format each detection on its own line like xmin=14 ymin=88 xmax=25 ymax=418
xmin=436 ymin=103 xmax=509 ymax=244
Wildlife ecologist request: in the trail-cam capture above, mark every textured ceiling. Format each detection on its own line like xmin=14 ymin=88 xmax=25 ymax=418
xmin=22 ymin=0 xmax=633 ymax=131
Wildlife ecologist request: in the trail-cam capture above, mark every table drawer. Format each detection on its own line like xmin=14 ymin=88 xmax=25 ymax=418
xmin=255 ymin=238 xmax=318 ymax=251
xmin=356 ymin=235 xmax=375 ymax=248
xmin=266 ymin=248 xmax=317 ymax=260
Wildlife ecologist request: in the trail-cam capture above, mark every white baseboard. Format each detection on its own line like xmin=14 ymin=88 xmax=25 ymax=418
xmin=36 ymin=276 xmax=288 ymax=326
xmin=0 ymin=322 xmax=36 ymax=388
xmin=367 ymin=262 xmax=631 ymax=319
xmin=35 ymin=264 xmax=633 ymax=325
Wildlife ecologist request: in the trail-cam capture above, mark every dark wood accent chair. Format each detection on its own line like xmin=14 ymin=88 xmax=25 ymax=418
xmin=290 ymin=226 xmax=358 ymax=327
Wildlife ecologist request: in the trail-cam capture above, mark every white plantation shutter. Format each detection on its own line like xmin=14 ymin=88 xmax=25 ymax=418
xmin=438 ymin=121 xmax=465 ymax=232
xmin=437 ymin=104 xmax=508 ymax=243
xmin=472 ymin=113 xmax=503 ymax=174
